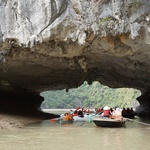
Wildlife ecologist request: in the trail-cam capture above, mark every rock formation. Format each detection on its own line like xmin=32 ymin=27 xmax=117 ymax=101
xmin=0 ymin=0 xmax=150 ymax=117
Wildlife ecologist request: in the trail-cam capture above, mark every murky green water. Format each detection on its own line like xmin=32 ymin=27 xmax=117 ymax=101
xmin=0 ymin=111 xmax=150 ymax=150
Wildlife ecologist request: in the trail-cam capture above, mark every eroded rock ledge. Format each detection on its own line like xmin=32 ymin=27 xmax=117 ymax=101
xmin=0 ymin=0 xmax=150 ymax=118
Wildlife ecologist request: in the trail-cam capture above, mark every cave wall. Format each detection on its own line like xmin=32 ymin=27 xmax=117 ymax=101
xmin=0 ymin=0 xmax=150 ymax=117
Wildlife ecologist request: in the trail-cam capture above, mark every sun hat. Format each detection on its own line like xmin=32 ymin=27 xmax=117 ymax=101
xmin=103 ymin=106 xmax=110 ymax=110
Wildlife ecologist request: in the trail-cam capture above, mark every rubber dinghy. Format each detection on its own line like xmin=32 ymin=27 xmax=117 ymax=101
xmin=73 ymin=114 xmax=95 ymax=122
xmin=92 ymin=118 xmax=126 ymax=127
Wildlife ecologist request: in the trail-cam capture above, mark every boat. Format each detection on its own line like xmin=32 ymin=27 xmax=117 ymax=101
xmin=92 ymin=118 xmax=126 ymax=127
xmin=73 ymin=114 xmax=95 ymax=122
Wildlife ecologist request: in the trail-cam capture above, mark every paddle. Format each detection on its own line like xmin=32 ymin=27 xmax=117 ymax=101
xmin=125 ymin=117 xmax=150 ymax=126
xmin=80 ymin=122 xmax=86 ymax=126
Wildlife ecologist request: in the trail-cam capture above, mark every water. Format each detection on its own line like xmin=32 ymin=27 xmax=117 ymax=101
xmin=0 ymin=111 xmax=150 ymax=150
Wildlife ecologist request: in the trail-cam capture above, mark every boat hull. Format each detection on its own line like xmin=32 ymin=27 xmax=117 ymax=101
xmin=93 ymin=118 xmax=126 ymax=127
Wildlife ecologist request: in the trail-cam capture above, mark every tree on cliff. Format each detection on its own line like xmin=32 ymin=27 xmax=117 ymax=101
xmin=41 ymin=81 xmax=140 ymax=109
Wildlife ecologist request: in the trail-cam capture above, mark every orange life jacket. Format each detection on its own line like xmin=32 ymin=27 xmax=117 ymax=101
xmin=63 ymin=114 xmax=69 ymax=120
xmin=68 ymin=114 xmax=73 ymax=120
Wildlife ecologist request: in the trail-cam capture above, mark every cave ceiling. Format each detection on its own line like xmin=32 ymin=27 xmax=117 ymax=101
xmin=0 ymin=0 xmax=150 ymax=112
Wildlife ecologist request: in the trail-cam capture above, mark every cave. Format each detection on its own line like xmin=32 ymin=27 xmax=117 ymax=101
xmin=0 ymin=0 xmax=150 ymax=120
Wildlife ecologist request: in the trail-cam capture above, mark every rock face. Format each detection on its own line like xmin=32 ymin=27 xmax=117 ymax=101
xmin=0 ymin=0 xmax=150 ymax=117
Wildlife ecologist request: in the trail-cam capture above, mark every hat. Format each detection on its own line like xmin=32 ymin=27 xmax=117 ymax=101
xmin=103 ymin=106 xmax=110 ymax=110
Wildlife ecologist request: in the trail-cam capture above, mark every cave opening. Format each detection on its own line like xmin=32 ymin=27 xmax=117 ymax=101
xmin=40 ymin=81 xmax=141 ymax=111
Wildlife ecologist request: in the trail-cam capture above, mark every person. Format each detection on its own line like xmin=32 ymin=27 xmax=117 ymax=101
xmin=103 ymin=109 xmax=111 ymax=117
xmin=68 ymin=112 xmax=73 ymax=120
xmin=109 ymin=108 xmax=115 ymax=119
xmin=102 ymin=106 xmax=111 ymax=118
xmin=121 ymin=108 xmax=127 ymax=117
xmin=73 ymin=110 xmax=78 ymax=116
xmin=114 ymin=108 xmax=123 ymax=120
xmin=95 ymin=108 xmax=98 ymax=113
xmin=63 ymin=113 xmax=69 ymax=120
xmin=126 ymin=107 xmax=130 ymax=115
xmin=130 ymin=107 xmax=134 ymax=115
xmin=87 ymin=108 xmax=91 ymax=113
xmin=128 ymin=107 xmax=135 ymax=118
xmin=99 ymin=108 xmax=103 ymax=114
xmin=78 ymin=110 xmax=84 ymax=117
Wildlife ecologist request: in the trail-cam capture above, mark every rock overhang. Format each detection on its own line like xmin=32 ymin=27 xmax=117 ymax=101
xmin=0 ymin=0 xmax=150 ymax=117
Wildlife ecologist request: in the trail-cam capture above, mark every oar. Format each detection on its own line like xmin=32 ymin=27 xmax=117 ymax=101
xmin=80 ymin=122 xmax=86 ymax=126
xmin=125 ymin=117 xmax=150 ymax=126
xmin=74 ymin=121 xmax=86 ymax=126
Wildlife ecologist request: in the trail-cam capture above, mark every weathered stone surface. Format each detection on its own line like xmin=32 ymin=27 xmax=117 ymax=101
xmin=0 ymin=0 xmax=150 ymax=117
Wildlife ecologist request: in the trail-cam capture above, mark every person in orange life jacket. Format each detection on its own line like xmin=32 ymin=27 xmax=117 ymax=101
xmin=68 ymin=113 xmax=73 ymax=120
xmin=63 ymin=113 xmax=69 ymax=120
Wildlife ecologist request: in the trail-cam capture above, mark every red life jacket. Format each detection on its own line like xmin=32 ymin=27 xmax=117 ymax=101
xmin=103 ymin=110 xmax=110 ymax=117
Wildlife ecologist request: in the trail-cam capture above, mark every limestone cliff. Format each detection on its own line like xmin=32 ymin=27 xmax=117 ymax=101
xmin=0 ymin=0 xmax=150 ymax=117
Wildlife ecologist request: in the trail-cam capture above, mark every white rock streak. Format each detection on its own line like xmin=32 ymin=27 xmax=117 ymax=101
xmin=0 ymin=0 xmax=149 ymax=46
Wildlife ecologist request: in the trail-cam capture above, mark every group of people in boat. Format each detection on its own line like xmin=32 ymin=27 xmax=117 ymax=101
xmin=62 ymin=106 xmax=135 ymax=121
xmin=63 ymin=109 xmax=84 ymax=121
xmin=99 ymin=106 xmax=123 ymax=120
xmin=121 ymin=107 xmax=135 ymax=118
xmin=62 ymin=107 xmax=89 ymax=121
xmin=95 ymin=106 xmax=135 ymax=120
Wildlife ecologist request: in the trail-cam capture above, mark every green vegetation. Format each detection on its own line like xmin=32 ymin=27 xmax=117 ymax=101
xmin=41 ymin=81 xmax=141 ymax=109
xmin=98 ymin=17 xmax=112 ymax=27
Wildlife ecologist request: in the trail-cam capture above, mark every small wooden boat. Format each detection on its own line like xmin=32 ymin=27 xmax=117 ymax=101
xmin=92 ymin=118 xmax=126 ymax=127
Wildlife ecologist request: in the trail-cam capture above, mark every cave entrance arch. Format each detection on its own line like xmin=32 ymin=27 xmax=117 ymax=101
xmin=41 ymin=81 xmax=141 ymax=111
